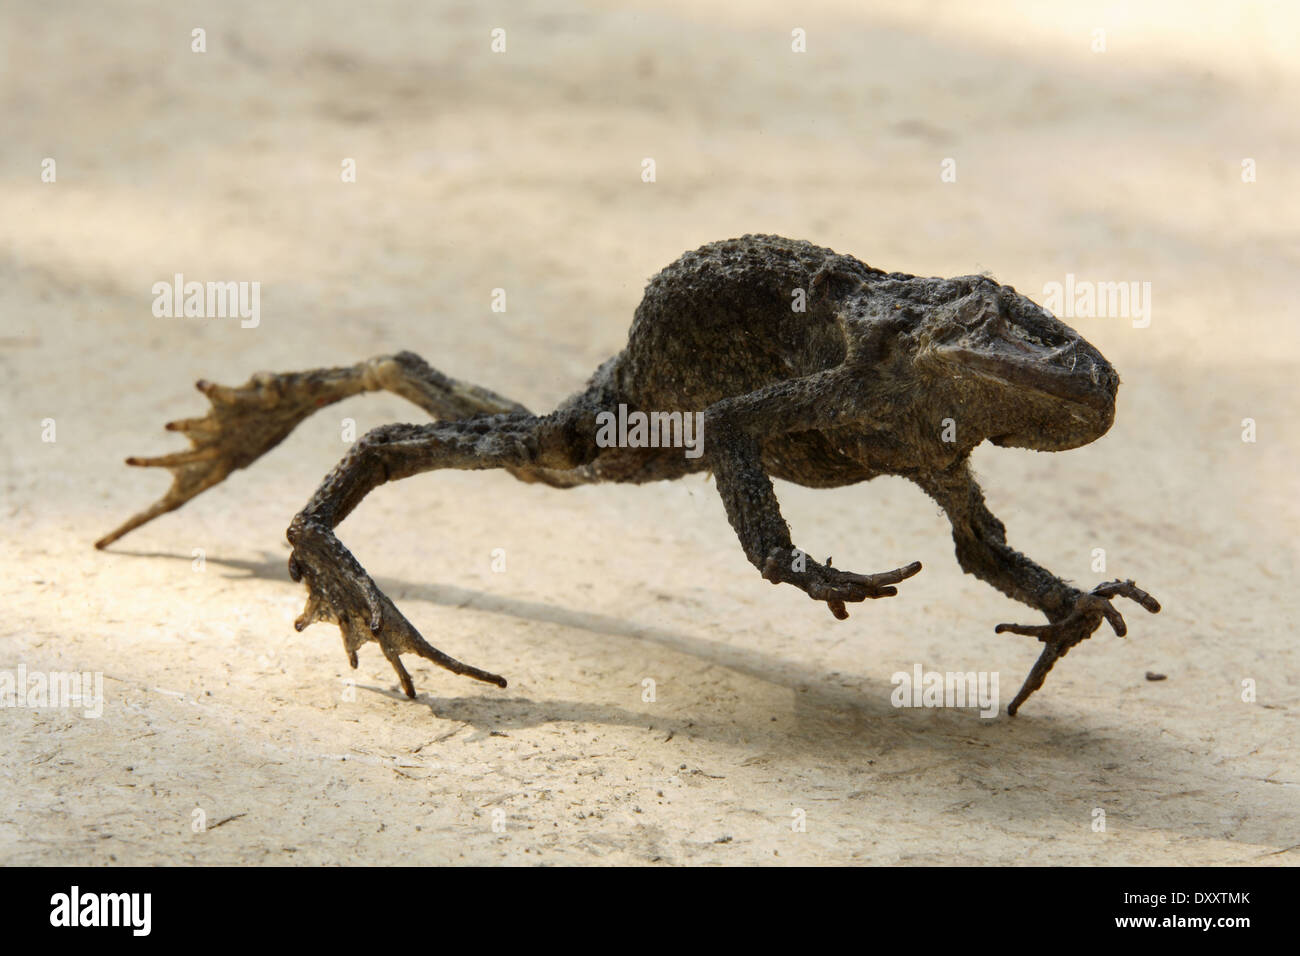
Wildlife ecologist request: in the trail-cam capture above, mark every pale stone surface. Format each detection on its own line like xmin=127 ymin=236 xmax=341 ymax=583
xmin=1 ymin=0 xmax=1296 ymax=865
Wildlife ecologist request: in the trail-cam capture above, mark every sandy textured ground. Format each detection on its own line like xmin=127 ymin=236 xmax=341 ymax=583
xmin=2 ymin=1 xmax=1297 ymax=865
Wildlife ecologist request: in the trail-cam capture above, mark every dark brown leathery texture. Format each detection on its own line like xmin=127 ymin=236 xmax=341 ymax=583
xmin=101 ymin=234 xmax=1158 ymax=712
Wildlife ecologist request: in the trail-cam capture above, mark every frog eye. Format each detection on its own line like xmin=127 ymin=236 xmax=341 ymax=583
xmin=954 ymin=293 xmax=1000 ymax=329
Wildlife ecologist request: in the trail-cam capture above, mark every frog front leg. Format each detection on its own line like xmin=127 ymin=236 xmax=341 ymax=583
xmin=704 ymin=369 xmax=922 ymax=618
xmin=917 ymin=462 xmax=1160 ymax=714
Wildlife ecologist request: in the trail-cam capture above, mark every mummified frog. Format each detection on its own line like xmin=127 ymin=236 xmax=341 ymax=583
xmin=98 ymin=235 xmax=1159 ymax=715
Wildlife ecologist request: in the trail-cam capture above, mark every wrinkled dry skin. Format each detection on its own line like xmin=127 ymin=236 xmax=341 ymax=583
xmin=102 ymin=234 xmax=1159 ymax=714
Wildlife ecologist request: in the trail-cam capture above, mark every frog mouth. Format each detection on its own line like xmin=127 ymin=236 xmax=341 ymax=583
xmin=935 ymin=343 xmax=1116 ymax=412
